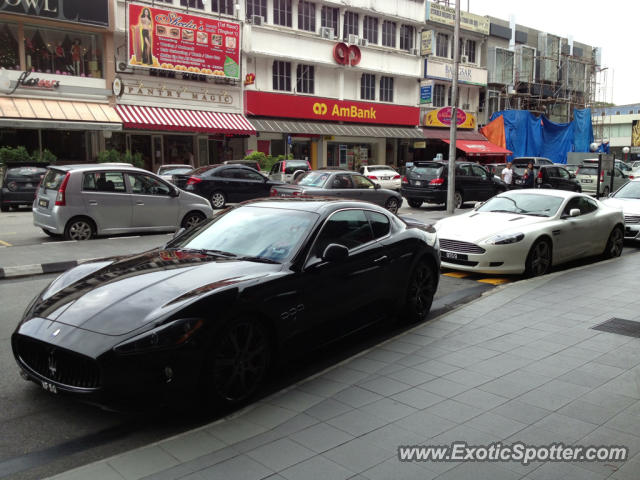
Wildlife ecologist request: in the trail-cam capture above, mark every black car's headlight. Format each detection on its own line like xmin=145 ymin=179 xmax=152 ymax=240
xmin=486 ymin=233 xmax=525 ymax=245
xmin=113 ymin=317 xmax=204 ymax=355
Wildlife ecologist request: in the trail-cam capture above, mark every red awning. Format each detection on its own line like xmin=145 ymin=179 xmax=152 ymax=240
xmin=443 ymin=139 xmax=512 ymax=156
xmin=115 ymin=105 xmax=255 ymax=135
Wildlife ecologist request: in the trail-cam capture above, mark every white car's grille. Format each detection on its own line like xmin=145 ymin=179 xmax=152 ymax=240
xmin=439 ymin=239 xmax=486 ymax=254
xmin=624 ymin=215 xmax=640 ymax=225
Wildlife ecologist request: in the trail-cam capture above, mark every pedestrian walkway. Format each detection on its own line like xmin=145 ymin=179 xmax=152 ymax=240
xmin=49 ymin=252 xmax=640 ymax=480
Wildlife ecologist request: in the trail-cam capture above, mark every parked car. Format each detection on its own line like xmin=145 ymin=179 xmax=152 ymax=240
xmin=435 ymin=189 xmax=624 ymax=277
xmin=269 ymin=159 xmax=311 ymax=183
xmin=484 ymin=162 xmax=507 ymax=178
xmin=400 ymin=161 xmax=506 ymax=209
xmin=575 ymin=161 xmax=628 ymax=196
xmin=1 ymin=163 xmax=48 ymax=212
xmin=511 ymin=164 xmax=581 ymax=192
xmin=13 ymin=198 xmax=440 ymax=408
xmin=512 ymin=157 xmax=554 ymax=167
xmin=32 ymin=164 xmax=212 ymax=240
xmin=183 ymin=164 xmax=282 ymax=208
xmin=157 ymin=164 xmax=194 ymax=183
xmin=224 ymin=159 xmax=261 ymax=171
xmin=270 ymin=170 xmax=403 ymax=213
xmin=601 ymin=178 xmax=640 ymax=241
xmin=172 ymin=164 xmax=220 ymax=189
xmin=358 ymin=165 xmax=401 ymax=191
xmin=564 ymin=163 xmax=582 ymax=175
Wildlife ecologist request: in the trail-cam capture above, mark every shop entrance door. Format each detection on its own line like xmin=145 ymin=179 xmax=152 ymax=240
xmin=197 ymin=137 xmax=208 ymax=167
xmin=130 ymin=135 xmax=153 ymax=171
xmin=152 ymin=135 xmax=164 ymax=172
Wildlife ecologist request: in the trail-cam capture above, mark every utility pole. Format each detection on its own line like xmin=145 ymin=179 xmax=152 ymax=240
xmin=446 ymin=0 xmax=461 ymax=214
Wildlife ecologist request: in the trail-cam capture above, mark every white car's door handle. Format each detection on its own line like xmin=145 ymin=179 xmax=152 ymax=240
xmin=88 ymin=200 xmax=98 ymax=206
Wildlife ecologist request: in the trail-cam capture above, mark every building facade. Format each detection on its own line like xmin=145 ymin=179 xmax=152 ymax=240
xmin=592 ymin=104 xmax=640 ymax=161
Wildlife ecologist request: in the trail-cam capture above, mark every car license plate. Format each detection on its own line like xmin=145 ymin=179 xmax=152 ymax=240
xmin=41 ymin=381 xmax=58 ymax=394
xmin=414 ymin=181 xmax=422 ymax=186
xmin=25 ymin=183 xmax=33 ymax=188
xmin=381 ymin=176 xmax=390 ymax=180
xmin=581 ymin=179 xmax=593 ymax=183
xmin=38 ymin=198 xmax=49 ymax=208
xmin=441 ymin=251 xmax=468 ymax=261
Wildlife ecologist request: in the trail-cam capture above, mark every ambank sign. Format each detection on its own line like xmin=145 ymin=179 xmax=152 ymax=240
xmin=246 ymin=91 xmax=419 ymax=126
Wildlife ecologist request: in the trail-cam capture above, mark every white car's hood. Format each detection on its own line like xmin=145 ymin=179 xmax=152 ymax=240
xmin=601 ymin=197 xmax=640 ymax=214
xmin=435 ymin=211 xmax=549 ymax=243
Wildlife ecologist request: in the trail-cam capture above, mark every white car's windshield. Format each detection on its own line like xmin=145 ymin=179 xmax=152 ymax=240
xmin=478 ymin=193 xmax=565 ymax=217
xmin=612 ymin=181 xmax=640 ymax=199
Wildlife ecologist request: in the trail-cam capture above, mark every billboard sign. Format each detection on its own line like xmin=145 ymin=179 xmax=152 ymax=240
xmin=426 ymin=1 xmax=490 ymax=35
xmin=127 ymin=3 xmax=240 ymax=79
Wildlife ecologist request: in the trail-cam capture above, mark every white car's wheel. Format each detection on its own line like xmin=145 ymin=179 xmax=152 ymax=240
xmin=524 ymin=238 xmax=552 ymax=277
xmin=603 ymin=226 xmax=624 ymax=259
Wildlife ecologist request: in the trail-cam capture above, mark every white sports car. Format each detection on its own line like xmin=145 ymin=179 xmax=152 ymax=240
xmin=601 ymin=179 xmax=640 ymax=241
xmin=434 ymin=189 xmax=624 ymax=276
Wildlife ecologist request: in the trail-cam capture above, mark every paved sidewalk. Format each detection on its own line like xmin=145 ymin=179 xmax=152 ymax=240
xmin=49 ymin=253 xmax=640 ymax=480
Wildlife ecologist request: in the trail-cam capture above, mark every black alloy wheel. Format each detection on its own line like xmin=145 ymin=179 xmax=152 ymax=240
xmin=408 ymin=198 xmax=423 ymax=209
xmin=385 ymin=197 xmax=400 ymax=214
xmin=181 ymin=211 xmax=205 ymax=229
xmin=207 ymin=319 xmax=271 ymax=404
xmin=603 ymin=226 xmax=624 ymax=259
xmin=403 ymin=259 xmax=437 ymax=323
xmin=524 ymin=239 xmax=552 ymax=277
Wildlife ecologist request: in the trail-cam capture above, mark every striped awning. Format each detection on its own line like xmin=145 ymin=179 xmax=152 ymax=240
xmin=115 ymin=104 xmax=255 ymax=135
xmin=250 ymin=118 xmax=424 ymax=139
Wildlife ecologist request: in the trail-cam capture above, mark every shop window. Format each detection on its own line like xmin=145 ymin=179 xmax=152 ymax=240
xmin=0 ymin=128 xmax=38 ymax=153
xmin=296 ymin=64 xmax=314 ymax=94
xmin=0 ymin=23 xmax=19 ymax=70
xmin=164 ymin=135 xmax=194 ymax=165
xmin=180 ymin=0 xmax=204 ymax=7
xmin=24 ymin=26 xmax=103 ymax=78
xmin=361 ymin=73 xmax=375 ymax=100
xmin=247 ymin=0 xmax=267 ymax=20
xmin=41 ymin=130 xmax=87 ymax=162
xmin=298 ymin=1 xmax=315 ymax=32
xmin=399 ymin=25 xmax=414 ymax=51
xmin=380 ymin=76 xmax=393 ymax=102
xmin=382 ymin=21 xmax=396 ymax=48
xmin=363 ymin=16 xmax=378 ymax=44
xmin=211 ymin=0 xmax=234 ymax=14
xmin=465 ymin=39 xmax=476 ymax=63
xmin=343 ymin=11 xmax=358 ymax=40
xmin=321 ymin=6 xmax=338 ymax=34
xmin=273 ymin=60 xmax=291 ymax=91
xmin=436 ymin=32 xmax=449 ymax=58
xmin=433 ymin=84 xmax=445 ymax=107
xmin=274 ymin=0 xmax=292 ymax=27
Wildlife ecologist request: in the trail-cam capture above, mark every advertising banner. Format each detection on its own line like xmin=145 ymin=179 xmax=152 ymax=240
xmin=420 ymin=84 xmax=432 ymax=105
xmin=420 ymin=30 xmax=434 ymax=56
xmin=426 ymin=1 xmax=489 ymax=35
xmin=246 ymin=91 xmax=419 ymax=126
xmin=127 ymin=3 xmax=240 ymax=79
xmin=632 ymin=120 xmax=640 ymax=147
xmin=423 ymin=107 xmax=476 ymax=129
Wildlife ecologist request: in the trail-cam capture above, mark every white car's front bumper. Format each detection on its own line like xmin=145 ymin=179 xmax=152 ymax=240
xmin=439 ymin=240 xmax=531 ymax=275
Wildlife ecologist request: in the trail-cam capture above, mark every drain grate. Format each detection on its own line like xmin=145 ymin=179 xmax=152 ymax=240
xmin=592 ymin=318 xmax=640 ymax=338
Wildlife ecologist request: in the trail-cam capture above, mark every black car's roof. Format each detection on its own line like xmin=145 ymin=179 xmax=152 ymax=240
xmin=241 ymin=197 xmax=389 ymax=214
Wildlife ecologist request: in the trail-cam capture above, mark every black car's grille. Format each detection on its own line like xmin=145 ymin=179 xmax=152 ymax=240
xmin=439 ymin=239 xmax=486 ymax=254
xmin=624 ymin=215 xmax=640 ymax=225
xmin=15 ymin=336 xmax=101 ymax=389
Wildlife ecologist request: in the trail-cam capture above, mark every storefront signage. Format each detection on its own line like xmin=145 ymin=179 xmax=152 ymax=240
xmin=127 ymin=3 xmax=241 ymax=80
xmin=122 ymin=80 xmax=233 ymax=104
xmin=7 ymin=71 xmax=60 ymax=94
xmin=420 ymin=30 xmax=435 ymax=56
xmin=425 ymin=1 xmax=490 ymax=35
xmin=0 ymin=0 xmax=109 ymax=27
xmin=246 ymin=91 xmax=419 ymax=126
xmin=333 ymin=43 xmax=361 ymax=66
xmin=424 ymin=59 xmax=487 ymax=86
xmin=414 ymin=141 xmax=426 ymax=149
xmin=244 ymin=73 xmax=255 ymax=86
xmin=423 ymin=107 xmax=476 ymax=129
xmin=420 ymin=84 xmax=432 ymax=104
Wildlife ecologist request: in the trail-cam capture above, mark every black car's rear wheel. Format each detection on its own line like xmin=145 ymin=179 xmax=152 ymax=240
xmin=385 ymin=197 xmax=400 ymax=213
xmin=210 ymin=191 xmax=226 ymax=209
xmin=524 ymin=238 xmax=552 ymax=277
xmin=205 ymin=318 xmax=271 ymax=404
xmin=402 ymin=258 xmax=437 ymax=323
xmin=181 ymin=211 xmax=205 ymax=229
xmin=408 ymin=198 xmax=423 ymax=208
xmin=603 ymin=226 xmax=624 ymax=259
xmin=454 ymin=190 xmax=463 ymax=209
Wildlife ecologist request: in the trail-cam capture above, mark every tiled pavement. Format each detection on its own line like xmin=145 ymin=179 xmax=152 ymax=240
xmin=50 ymin=252 xmax=640 ymax=480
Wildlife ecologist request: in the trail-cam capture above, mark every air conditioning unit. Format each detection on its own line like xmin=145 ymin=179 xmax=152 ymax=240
xmin=359 ymin=38 xmax=368 ymax=47
xmin=320 ymin=26 xmax=334 ymax=39
xmin=116 ymin=61 xmax=133 ymax=74
xmin=251 ymin=15 xmax=264 ymax=26
xmin=460 ymin=55 xmax=468 ymax=64
xmin=411 ymin=48 xmax=420 ymax=56
xmin=348 ymin=34 xmax=359 ymax=44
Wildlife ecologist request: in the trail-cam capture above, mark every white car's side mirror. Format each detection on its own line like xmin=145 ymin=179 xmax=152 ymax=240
xmin=569 ymin=208 xmax=581 ymax=217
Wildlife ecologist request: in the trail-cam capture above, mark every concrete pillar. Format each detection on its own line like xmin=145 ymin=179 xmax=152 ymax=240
xmin=291 ymin=0 xmax=298 ymax=29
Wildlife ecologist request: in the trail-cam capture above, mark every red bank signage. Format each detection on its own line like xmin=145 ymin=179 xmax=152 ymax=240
xmin=333 ymin=43 xmax=361 ymax=66
xmin=245 ymin=91 xmax=419 ymax=126
xmin=127 ymin=3 xmax=240 ymax=79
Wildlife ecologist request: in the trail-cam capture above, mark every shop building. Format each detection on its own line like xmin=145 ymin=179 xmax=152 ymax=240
xmin=592 ymin=104 xmax=640 ymax=161
xmin=110 ymin=0 xmax=255 ymax=171
xmin=241 ymin=0 xmax=425 ymax=170
xmin=0 ymin=0 xmax=121 ymax=162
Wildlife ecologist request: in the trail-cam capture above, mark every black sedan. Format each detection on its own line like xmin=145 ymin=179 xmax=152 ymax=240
xmin=271 ymin=170 xmax=403 ymax=213
xmin=12 ymin=199 xmax=440 ymax=408
xmin=175 ymin=164 xmax=282 ymax=208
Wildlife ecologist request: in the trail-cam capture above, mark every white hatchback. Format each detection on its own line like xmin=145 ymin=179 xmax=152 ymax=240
xmin=359 ymin=165 xmax=401 ymax=191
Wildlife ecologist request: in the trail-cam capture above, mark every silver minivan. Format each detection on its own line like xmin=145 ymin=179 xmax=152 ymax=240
xmin=575 ymin=160 xmax=629 ymax=196
xmin=33 ymin=164 xmax=213 ymax=240
xmin=269 ymin=159 xmax=311 ymax=183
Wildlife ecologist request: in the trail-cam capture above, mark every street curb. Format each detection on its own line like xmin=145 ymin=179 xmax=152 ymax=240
xmin=0 ymin=258 xmax=101 ymax=280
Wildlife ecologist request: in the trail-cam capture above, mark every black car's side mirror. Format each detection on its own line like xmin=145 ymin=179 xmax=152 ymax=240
xmin=322 ymin=243 xmax=349 ymax=262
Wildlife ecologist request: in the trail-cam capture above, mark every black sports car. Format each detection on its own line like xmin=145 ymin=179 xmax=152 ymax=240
xmin=12 ymin=199 xmax=440 ymax=408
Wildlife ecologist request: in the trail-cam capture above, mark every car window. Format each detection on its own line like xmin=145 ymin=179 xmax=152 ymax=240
xmin=127 ymin=173 xmax=171 ymax=196
xmin=612 ymin=181 xmax=640 ymax=198
xmin=331 ymin=174 xmax=354 ymax=189
xmin=191 ymin=165 xmax=217 ymax=176
xmin=614 ymin=168 xmax=622 ymax=178
xmin=471 ymin=165 xmax=488 ymax=178
xmin=410 ymin=164 xmax=442 ymax=180
xmin=366 ymin=211 xmax=390 ymax=239
xmin=313 ymin=209 xmax=373 ymax=254
xmin=358 ymin=167 xmax=365 ymax=174
xmin=478 ymin=192 xmax=564 ymax=217
xmin=284 ymin=161 xmax=309 ymax=174
xmin=159 ymin=167 xmax=192 ymax=176
xmin=557 ymin=168 xmax=570 ymax=179
xmin=457 ymin=164 xmax=473 ymax=176
xmin=298 ymin=171 xmax=330 ymax=187
xmin=83 ymin=172 xmax=126 ymax=193
xmin=353 ymin=175 xmax=375 ymax=189
xmin=539 ymin=159 xmax=553 ymax=165
xmin=42 ymin=169 xmax=67 ymax=190
xmin=563 ymin=196 xmax=598 ymax=215
xmin=7 ymin=167 xmax=47 ymax=178
xmin=577 ymin=166 xmax=598 ymax=176
xmin=243 ymin=169 xmax=266 ymax=181
xmin=270 ymin=163 xmax=281 ymax=175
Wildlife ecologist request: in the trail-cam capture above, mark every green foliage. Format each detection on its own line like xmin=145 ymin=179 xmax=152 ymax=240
xmin=33 ymin=149 xmax=57 ymax=163
xmin=0 ymin=146 xmax=34 ymax=163
xmin=244 ymin=151 xmax=293 ymax=172
xmin=98 ymin=149 xmax=144 ymax=169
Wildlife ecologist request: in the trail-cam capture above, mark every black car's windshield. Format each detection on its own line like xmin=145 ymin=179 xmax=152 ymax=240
xmin=298 ymin=171 xmax=330 ymax=187
xmin=171 ymin=206 xmax=318 ymax=263
xmin=478 ymin=193 xmax=564 ymax=217
xmin=612 ymin=181 xmax=640 ymax=199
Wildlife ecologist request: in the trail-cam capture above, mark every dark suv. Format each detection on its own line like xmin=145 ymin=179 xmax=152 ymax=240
xmin=401 ymin=161 xmax=506 ymax=209
xmin=1 ymin=162 xmax=48 ymax=212
xmin=511 ymin=164 xmax=581 ymax=192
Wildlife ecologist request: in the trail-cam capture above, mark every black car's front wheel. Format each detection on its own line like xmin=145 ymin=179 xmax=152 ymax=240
xmin=210 ymin=191 xmax=227 ymax=209
xmin=205 ymin=318 xmax=272 ymax=404
xmin=385 ymin=197 xmax=400 ymax=213
xmin=407 ymin=198 xmax=423 ymax=209
xmin=402 ymin=258 xmax=437 ymax=323
xmin=454 ymin=190 xmax=463 ymax=209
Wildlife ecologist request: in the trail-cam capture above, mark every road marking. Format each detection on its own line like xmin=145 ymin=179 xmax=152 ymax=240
xmin=42 ymin=240 xmax=77 ymax=244
xmin=442 ymin=271 xmax=471 ymax=278
xmin=0 ymin=240 xmax=12 ymax=247
xmin=108 ymin=236 xmax=141 ymax=240
xmin=477 ymin=277 xmax=512 ymax=285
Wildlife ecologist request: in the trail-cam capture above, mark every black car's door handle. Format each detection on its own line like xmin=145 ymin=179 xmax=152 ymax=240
xmin=374 ymin=255 xmax=388 ymax=263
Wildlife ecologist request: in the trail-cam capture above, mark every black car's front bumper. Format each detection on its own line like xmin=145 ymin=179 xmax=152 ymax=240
xmin=400 ymin=186 xmax=446 ymax=203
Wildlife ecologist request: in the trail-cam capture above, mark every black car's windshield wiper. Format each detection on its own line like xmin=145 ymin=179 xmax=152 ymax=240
xmin=486 ymin=209 xmax=521 ymax=214
xmin=235 ymin=256 xmax=281 ymax=264
xmin=520 ymin=210 xmax=550 ymax=217
xmin=179 ymin=248 xmax=238 ymax=258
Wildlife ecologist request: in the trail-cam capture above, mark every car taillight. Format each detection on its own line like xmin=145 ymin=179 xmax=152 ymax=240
xmin=630 ymin=175 xmax=635 ymax=180
xmin=54 ymin=172 xmax=70 ymax=206
xmin=393 ymin=174 xmax=401 ymax=180
xmin=270 ymin=188 xmax=278 ymax=197
xmin=600 ymin=170 xmax=605 ymax=182
xmin=282 ymin=161 xmax=287 ymax=172
xmin=537 ymin=170 xmax=543 ymax=179
xmin=306 ymin=161 xmax=311 ymax=169
xmin=367 ymin=175 xmax=378 ymax=180
xmin=429 ymin=178 xmax=445 ymax=185
xmin=186 ymin=176 xmax=201 ymax=186
xmin=402 ymin=176 xmax=408 ymax=184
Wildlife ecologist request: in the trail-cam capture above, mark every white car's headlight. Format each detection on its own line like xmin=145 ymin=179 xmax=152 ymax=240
xmin=486 ymin=232 xmax=525 ymax=245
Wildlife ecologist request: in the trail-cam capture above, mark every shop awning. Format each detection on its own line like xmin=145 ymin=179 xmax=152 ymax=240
xmin=443 ymin=139 xmax=513 ymax=156
xmin=0 ymin=97 xmax=122 ymax=131
xmin=422 ymin=128 xmax=488 ymax=141
xmin=116 ymin=105 xmax=255 ymax=135
xmin=250 ymin=118 xmax=423 ymax=139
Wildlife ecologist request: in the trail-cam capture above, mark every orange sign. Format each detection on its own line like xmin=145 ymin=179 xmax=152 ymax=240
xmin=244 ymin=73 xmax=255 ymax=86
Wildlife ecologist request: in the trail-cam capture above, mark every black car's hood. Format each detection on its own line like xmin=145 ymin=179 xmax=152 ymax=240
xmin=31 ymin=249 xmax=283 ymax=336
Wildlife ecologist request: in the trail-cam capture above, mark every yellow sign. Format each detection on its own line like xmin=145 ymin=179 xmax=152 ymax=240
xmin=423 ymin=107 xmax=476 ymax=129
xmin=414 ymin=141 xmax=426 ymax=149
xmin=420 ymin=30 xmax=434 ymax=56
xmin=426 ymin=2 xmax=490 ymax=36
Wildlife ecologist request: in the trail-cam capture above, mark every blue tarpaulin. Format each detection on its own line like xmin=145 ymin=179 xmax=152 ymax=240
xmin=489 ymin=109 xmax=594 ymax=164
